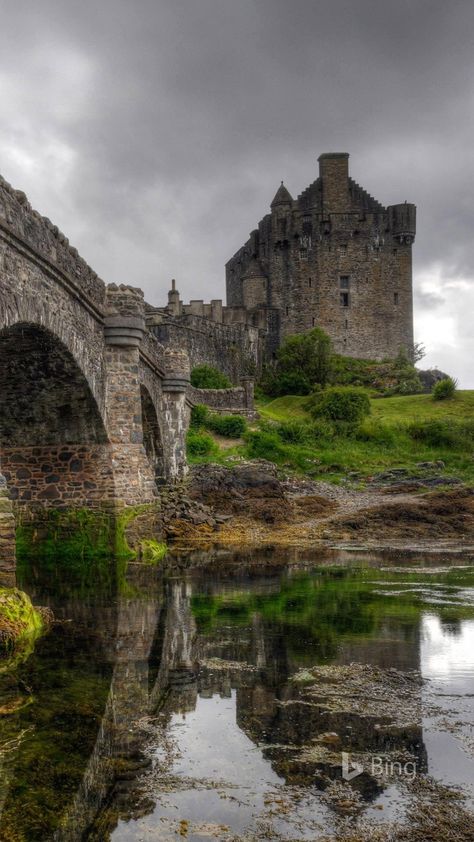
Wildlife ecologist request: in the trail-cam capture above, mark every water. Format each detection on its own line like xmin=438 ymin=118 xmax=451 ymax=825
xmin=1 ymin=549 xmax=474 ymax=840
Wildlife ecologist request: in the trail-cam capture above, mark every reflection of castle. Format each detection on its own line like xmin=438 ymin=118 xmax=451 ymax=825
xmin=0 ymin=569 xmax=426 ymax=839
xmin=148 ymin=154 xmax=416 ymax=381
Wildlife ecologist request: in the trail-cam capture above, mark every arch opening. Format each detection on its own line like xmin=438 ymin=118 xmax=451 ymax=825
xmin=140 ymin=386 xmax=164 ymax=484
xmin=0 ymin=323 xmax=114 ymax=510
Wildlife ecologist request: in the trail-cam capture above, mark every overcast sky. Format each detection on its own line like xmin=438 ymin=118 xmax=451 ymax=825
xmin=0 ymin=0 xmax=473 ymax=385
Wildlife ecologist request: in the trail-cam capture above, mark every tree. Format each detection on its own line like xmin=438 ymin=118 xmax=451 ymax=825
xmin=276 ymin=328 xmax=333 ymax=390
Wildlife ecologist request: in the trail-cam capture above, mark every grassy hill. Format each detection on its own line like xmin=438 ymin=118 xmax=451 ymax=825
xmin=189 ymin=392 xmax=474 ymax=485
xmin=258 ymin=391 xmax=474 ymax=424
xmin=246 ymin=391 xmax=474 ymax=484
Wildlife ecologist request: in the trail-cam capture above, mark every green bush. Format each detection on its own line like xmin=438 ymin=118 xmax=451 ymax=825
xmin=308 ymin=386 xmax=371 ymax=424
xmin=307 ymin=419 xmax=336 ymax=441
xmin=186 ymin=431 xmax=218 ymax=457
xmin=432 ymin=376 xmax=458 ymax=401
xmin=406 ymin=419 xmax=473 ymax=449
xmin=191 ymin=364 xmax=232 ymax=390
xmin=207 ymin=414 xmax=247 ymax=438
xmin=190 ymin=404 xmax=209 ymax=429
xmin=245 ymin=430 xmax=286 ymax=462
xmin=274 ymin=420 xmax=313 ymax=444
xmin=355 ymin=418 xmax=397 ymax=446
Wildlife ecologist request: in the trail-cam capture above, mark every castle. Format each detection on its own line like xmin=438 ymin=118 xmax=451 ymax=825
xmin=148 ymin=153 xmax=416 ymax=381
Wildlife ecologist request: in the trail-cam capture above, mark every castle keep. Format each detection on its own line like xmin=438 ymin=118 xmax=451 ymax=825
xmin=226 ymin=153 xmax=416 ymax=361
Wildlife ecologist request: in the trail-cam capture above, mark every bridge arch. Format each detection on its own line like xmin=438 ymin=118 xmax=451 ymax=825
xmin=0 ymin=322 xmax=115 ymax=510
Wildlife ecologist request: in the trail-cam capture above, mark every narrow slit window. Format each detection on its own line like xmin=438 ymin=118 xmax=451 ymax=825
xmin=394 ymin=292 xmax=399 ymax=305
xmin=340 ymin=292 xmax=350 ymax=307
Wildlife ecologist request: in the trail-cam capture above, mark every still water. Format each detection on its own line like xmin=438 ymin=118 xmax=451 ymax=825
xmin=1 ymin=549 xmax=474 ymax=840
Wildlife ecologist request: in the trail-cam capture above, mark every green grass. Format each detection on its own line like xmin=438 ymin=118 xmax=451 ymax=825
xmin=257 ymin=395 xmax=309 ymax=421
xmin=258 ymin=390 xmax=474 ymax=424
xmin=217 ymin=391 xmax=469 ymax=484
xmin=371 ymin=390 xmax=474 ymax=423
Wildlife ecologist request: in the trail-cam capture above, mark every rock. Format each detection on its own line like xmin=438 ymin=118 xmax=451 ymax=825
xmin=417 ymin=368 xmax=450 ymax=392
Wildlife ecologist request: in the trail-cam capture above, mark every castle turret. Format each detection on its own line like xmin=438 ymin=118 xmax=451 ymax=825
xmin=318 ymin=152 xmax=350 ymax=215
xmin=270 ymin=181 xmax=293 ymax=208
xmin=388 ymin=202 xmax=416 ymax=244
xmin=167 ymin=279 xmax=181 ymax=316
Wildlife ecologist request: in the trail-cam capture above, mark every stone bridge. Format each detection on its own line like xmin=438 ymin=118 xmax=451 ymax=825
xmin=0 ymin=174 xmax=192 ymax=570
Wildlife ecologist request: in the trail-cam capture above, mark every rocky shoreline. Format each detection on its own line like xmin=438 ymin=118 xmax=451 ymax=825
xmin=156 ymin=461 xmax=474 ymax=557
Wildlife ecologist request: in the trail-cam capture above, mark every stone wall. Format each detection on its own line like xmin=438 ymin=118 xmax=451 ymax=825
xmin=1 ymin=446 xmax=115 ymax=508
xmin=187 ymin=379 xmax=255 ymax=418
xmin=148 ymin=314 xmax=260 ymax=384
xmin=0 ymin=473 xmax=15 ymax=572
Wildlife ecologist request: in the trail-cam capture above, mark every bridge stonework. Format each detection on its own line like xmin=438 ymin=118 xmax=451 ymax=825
xmin=0 ymin=174 xmax=191 ymax=570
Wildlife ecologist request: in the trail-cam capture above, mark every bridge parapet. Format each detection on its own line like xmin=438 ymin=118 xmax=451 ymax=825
xmin=0 ymin=174 xmax=105 ymax=309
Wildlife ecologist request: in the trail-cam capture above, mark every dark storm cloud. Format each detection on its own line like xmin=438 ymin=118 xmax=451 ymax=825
xmin=0 ymin=0 xmax=473 ymax=382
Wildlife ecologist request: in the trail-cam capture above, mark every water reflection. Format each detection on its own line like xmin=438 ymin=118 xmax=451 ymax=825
xmin=0 ymin=553 xmax=474 ymax=840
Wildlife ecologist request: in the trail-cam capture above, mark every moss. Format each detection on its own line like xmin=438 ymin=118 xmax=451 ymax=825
xmin=140 ymin=539 xmax=168 ymax=565
xmin=0 ymin=588 xmax=44 ymax=667
xmin=16 ymin=504 xmax=161 ymax=594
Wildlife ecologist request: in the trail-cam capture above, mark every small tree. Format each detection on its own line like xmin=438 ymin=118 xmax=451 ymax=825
xmin=191 ymin=365 xmax=232 ymax=390
xmin=275 ymin=328 xmax=333 ymax=391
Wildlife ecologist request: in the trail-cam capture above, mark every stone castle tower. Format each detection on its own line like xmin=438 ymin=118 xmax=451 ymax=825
xmin=225 ymin=153 xmax=416 ymax=361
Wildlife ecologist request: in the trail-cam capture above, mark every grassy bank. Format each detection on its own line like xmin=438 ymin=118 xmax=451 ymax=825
xmin=189 ymin=391 xmax=474 ymax=484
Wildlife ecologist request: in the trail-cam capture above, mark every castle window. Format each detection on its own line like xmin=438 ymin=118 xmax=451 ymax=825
xmin=340 ymin=244 xmax=347 ymax=253
xmin=278 ymin=219 xmax=287 ymax=238
xmin=308 ymin=277 xmax=312 ymax=287
xmin=312 ymin=317 xmax=315 ymax=326
xmin=340 ymin=292 xmax=350 ymax=307
xmin=394 ymin=292 xmax=399 ymax=305
xmin=302 ymin=219 xmax=313 ymax=236
xmin=340 ymin=276 xmax=350 ymax=290
xmin=299 ymin=249 xmax=308 ymax=260
xmin=345 ymin=319 xmax=348 ymax=329
xmin=286 ymin=307 xmax=289 ymax=316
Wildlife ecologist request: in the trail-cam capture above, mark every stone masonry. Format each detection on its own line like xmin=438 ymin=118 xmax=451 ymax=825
xmin=226 ymin=153 xmax=416 ymax=361
xmin=0 ymin=173 xmax=196 ymax=570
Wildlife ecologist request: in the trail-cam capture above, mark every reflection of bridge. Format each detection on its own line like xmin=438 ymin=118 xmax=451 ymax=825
xmin=0 ymin=565 xmax=424 ymax=842
xmin=0 ymin=570 xmax=426 ymax=838
xmin=0 ymin=175 xmax=192 ymax=571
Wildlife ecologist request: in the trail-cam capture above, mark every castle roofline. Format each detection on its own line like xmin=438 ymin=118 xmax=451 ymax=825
xmin=318 ymin=152 xmax=349 ymax=160
xmin=271 ymin=181 xmax=293 ymax=207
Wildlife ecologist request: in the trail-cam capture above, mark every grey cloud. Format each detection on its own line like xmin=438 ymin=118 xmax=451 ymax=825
xmin=0 ymin=0 xmax=473 ymax=382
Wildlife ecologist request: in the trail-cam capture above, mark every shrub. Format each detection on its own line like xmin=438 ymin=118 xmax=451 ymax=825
xmin=190 ymin=404 xmax=209 ymax=429
xmin=274 ymin=420 xmax=313 ymax=444
xmin=406 ymin=419 xmax=471 ymax=449
xmin=207 ymin=414 xmax=247 ymax=438
xmin=355 ymin=418 xmax=397 ymax=446
xmin=308 ymin=386 xmax=371 ymax=424
xmin=432 ymin=376 xmax=458 ymax=401
xmin=307 ymin=419 xmax=336 ymax=442
xmin=191 ymin=365 xmax=232 ymax=390
xmin=245 ymin=430 xmax=286 ymax=462
xmin=186 ymin=431 xmax=218 ymax=457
